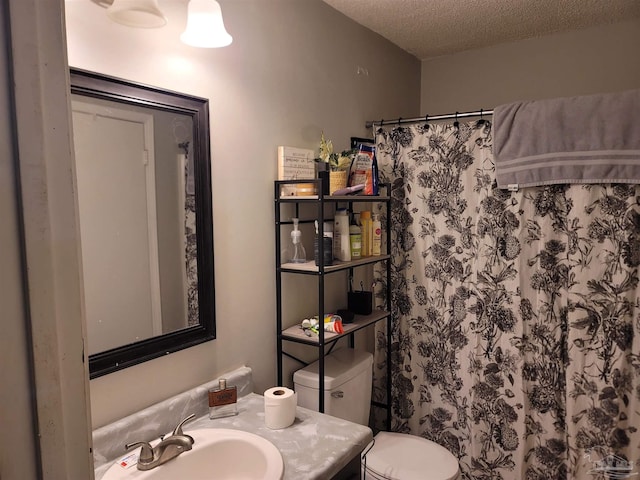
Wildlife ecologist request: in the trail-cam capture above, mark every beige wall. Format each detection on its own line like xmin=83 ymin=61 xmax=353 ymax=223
xmin=65 ymin=0 xmax=421 ymax=428
xmin=421 ymin=18 xmax=640 ymax=113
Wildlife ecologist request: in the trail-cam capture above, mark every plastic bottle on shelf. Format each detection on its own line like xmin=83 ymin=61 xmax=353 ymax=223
xmin=288 ymin=217 xmax=307 ymax=263
xmin=333 ymin=209 xmax=351 ymax=262
xmin=359 ymin=210 xmax=372 ymax=257
xmin=372 ymin=213 xmax=382 ymax=256
xmin=323 ymin=221 xmax=333 ymax=239
xmin=349 ymin=217 xmax=362 ymax=259
xmin=314 ymin=220 xmax=333 ymax=266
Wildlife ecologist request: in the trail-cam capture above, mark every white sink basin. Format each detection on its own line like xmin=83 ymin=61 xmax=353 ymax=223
xmin=101 ymin=429 xmax=284 ymax=480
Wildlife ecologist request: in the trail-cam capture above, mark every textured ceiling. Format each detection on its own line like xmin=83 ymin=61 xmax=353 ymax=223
xmin=322 ymin=0 xmax=640 ymax=60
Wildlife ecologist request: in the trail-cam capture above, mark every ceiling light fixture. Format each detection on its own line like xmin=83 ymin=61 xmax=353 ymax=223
xmin=107 ymin=0 xmax=167 ymax=28
xmin=180 ymin=0 xmax=233 ymax=48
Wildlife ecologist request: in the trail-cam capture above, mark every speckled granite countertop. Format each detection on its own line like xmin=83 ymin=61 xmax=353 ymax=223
xmin=93 ymin=367 xmax=373 ymax=480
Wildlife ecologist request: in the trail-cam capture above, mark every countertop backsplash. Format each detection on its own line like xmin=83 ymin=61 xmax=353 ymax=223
xmin=92 ymin=366 xmax=254 ymax=471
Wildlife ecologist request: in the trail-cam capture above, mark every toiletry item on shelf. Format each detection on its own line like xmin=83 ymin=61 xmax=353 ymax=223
xmin=336 ymin=308 xmax=355 ymax=323
xmin=314 ymin=220 xmax=333 ymax=266
xmin=372 ymin=213 xmax=381 ymax=256
xmin=349 ymin=217 xmax=362 ymax=259
xmin=348 ymin=144 xmax=379 ymax=195
xmin=301 ymin=315 xmax=344 ymax=335
xmin=359 ymin=210 xmax=372 ymax=257
xmin=323 ymin=220 xmax=333 ymax=240
xmin=322 ymin=313 xmax=345 ymax=333
xmin=288 ymin=217 xmax=307 ymax=263
xmin=330 ymin=183 xmax=365 ymax=196
xmin=300 ymin=318 xmax=318 ymax=336
xmin=209 ymin=378 xmax=238 ymax=419
xmin=333 ymin=208 xmax=351 ymax=262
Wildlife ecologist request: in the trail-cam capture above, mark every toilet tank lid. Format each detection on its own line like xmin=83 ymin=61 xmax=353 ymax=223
xmin=293 ymin=348 xmax=373 ymax=390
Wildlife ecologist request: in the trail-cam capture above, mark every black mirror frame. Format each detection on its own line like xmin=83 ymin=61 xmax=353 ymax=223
xmin=70 ymin=68 xmax=216 ymax=379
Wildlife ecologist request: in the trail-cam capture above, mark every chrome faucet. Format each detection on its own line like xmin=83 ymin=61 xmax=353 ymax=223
xmin=125 ymin=414 xmax=196 ymax=471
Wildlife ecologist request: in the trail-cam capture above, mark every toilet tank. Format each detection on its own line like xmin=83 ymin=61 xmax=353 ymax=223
xmin=293 ymin=348 xmax=373 ymax=426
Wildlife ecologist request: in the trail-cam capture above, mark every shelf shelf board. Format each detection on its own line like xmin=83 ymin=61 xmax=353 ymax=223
xmin=280 ymin=255 xmax=390 ymax=274
xmin=281 ymin=310 xmax=390 ymax=346
xmin=278 ymin=194 xmax=390 ymax=203
xmin=278 ymin=195 xmax=318 ymax=201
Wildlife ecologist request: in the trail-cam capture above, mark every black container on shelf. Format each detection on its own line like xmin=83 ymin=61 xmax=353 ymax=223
xmin=314 ymin=235 xmax=333 ymax=266
xmin=317 ymin=170 xmax=330 ymax=195
xmin=348 ymin=290 xmax=372 ymax=315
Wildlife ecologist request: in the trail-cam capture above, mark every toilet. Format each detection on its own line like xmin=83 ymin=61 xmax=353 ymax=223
xmin=293 ymin=348 xmax=460 ymax=480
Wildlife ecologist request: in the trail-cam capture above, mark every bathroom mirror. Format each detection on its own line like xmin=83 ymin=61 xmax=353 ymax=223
xmin=70 ymin=68 xmax=216 ymax=378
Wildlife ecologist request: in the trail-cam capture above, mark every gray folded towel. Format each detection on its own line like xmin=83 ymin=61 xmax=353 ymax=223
xmin=493 ymin=89 xmax=640 ymax=189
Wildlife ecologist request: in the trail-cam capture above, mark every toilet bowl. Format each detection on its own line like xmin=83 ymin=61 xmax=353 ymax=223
xmin=361 ymin=431 xmax=459 ymax=480
xmin=293 ymin=348 xmax=460 ymax=480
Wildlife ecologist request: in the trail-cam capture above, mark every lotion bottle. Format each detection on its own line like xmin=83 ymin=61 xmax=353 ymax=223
xmin=359 ymin=210 xmax=372 ymax=257
xmin=349 ymin=216 xmax=362 ymax=259
xmin=372 ymin=213 xmax=382 ymax=256
xmin=333 ymin=209 xmax=351 ymax=262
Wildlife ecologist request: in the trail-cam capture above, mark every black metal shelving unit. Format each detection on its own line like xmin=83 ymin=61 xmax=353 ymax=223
xmin=274 ymin=178 xmax=392 ymax=430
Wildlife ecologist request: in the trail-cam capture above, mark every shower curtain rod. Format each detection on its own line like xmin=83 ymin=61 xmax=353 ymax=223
xmin=365 ymin=109 xmax=494 ymax=129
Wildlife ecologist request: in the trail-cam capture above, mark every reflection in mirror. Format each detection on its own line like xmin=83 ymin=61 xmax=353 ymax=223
xmin=70 ymin=68 xmax=215 ymax=378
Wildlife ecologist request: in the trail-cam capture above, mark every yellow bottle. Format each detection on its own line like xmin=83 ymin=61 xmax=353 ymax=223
xmin=349 ymin=221 xmax=362 ymax=259
xmin=359 ymin=211 xmax=372 ymax=257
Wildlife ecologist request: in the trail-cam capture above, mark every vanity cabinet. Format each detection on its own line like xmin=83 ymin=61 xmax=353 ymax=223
xmin=274 ymin=179 xmax=392 ymax=430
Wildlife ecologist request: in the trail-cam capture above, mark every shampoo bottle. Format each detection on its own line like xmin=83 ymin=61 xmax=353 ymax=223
xmin=359 ymin=210 xmax=372 ymax=257
xmin=349 ymin=216 xmax=362 ymax=259
xmin=372 ymin=213 xmax=382 ymax=256
xmin=333 ymin=209 xmax=351 ymax=262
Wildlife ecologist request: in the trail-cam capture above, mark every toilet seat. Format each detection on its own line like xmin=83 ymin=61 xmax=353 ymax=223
xmin=361 ymin=432 xmax=459 ymax=480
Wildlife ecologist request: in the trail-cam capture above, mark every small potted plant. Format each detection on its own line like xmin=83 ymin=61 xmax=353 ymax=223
xmin=316 ymin=132 xmax=354 ymax=194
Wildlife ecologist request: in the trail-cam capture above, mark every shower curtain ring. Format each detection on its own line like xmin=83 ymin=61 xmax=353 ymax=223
xmin=397 ymin=117 xmax=402 ymax=125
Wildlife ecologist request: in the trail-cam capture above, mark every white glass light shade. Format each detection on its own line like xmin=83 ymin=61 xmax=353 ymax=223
xmin=181 ymin=0 xmax=233 ymax=48
xmin=107 ymin=0 xmax=167 ymax=28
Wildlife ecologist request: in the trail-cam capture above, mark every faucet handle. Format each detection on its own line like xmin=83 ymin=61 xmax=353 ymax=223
xmin=125 ymin=441 xmax=154 ymax=463
xmin=172 ymin=413 xmax=196 ymax=437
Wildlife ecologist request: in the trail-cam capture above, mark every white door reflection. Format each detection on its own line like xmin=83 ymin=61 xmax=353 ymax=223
xmin=72 ymin=100 xmax=162 ymax=354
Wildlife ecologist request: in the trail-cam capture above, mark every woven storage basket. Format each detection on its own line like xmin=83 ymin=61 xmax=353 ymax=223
xmin=329 ymin=170 xmax=348 ymax=195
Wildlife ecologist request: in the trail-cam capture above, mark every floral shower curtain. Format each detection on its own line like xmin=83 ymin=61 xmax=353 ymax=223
xmin=372 ymin=121 xmax=640 ymax=479
xmin=183 ymin=150 xmax=199 ymax=327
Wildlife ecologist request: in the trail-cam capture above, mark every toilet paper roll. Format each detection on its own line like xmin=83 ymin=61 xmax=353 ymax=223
xmin=264 ymin=387 xmax=297 ymax=429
